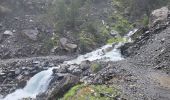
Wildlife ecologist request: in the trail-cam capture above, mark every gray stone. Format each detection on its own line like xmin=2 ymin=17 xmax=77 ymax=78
xmin=59 ymin=38 xmax=77 ymax=52
xmin=59 ymin=38 xmax=68 ymax=47
xmin=23 ymin=71 xmax=30 ymax=75
xmin=47 ymin=74 xmax=79 ymax=99
xmin=15 ymin=68 xmax=21 ymax=75
xmin=21 ymin=29 xmax=39 ymax=41
xmin=3 ymin=30 xmax=13 ymax=36
xmin=110 ymin=30 xmax=119 ymax=37
xmin=65 ymin=43 xmax=78 ymax=51
xmin=72 ymin=68 xmax=82 ymax=75
xmin=80 ymin=60 xmax=90 ymax=71
xmin=151 ymin=6 xmax=169 ymax=26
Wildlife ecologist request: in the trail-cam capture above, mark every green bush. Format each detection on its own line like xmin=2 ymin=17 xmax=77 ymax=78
xmin=111 ymin=14 xmax=133 ymax=35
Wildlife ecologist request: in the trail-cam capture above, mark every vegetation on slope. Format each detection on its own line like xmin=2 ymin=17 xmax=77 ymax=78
xmin=61 ymin=84 xmax=120 ymax=100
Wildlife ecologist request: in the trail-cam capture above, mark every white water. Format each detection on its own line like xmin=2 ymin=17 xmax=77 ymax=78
xmin=3 ymin=68 xmax=53 ymax=100
xmin=2 ymin=29 xmax=137 ymax=100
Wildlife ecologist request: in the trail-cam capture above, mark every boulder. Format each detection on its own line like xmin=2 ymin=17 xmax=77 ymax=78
xmin=80 ymin=60 xmax=91 ymax=71
xmin=65 ymin=43 xmax=78 ymax=51
xmin=21 ymin=29 xmax=39 ymax=41
xmin=150 ymin=6 xmax=169 ymax=26
xmin=59 ymin=38 xmax=78 ymax=52
xmin=47 ymin=74 xmax=79 ymax=100
xmin=59 ymin=38 xmax=68 ymax=47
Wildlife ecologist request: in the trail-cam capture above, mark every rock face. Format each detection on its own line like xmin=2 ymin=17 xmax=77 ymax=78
xmin=47 ymin=74 xmax=79 ymax=100
xmin=21 ymin=29 xmax=39 ymax=41
xmin=150 ymin=6 xmax=169 ymax=26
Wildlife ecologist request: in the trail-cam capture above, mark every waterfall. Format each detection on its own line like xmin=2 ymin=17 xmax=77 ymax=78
xmin=2 ymin=29 xmax=137 ymax=100
xmin=3 ymin=68 xmax=53 ymax=100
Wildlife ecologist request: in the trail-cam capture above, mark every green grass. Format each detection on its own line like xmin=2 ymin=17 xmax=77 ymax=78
xmin=107 ymin=37 xmax=127 ymax=44
xmin=62 ymin=84 xmax=83 ymax=100
xmin=60 ymin=84 xmax=120 ymax=100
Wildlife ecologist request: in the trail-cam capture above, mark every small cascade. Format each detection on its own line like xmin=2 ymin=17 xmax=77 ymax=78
xmin=3 ymin=68 xmax=53 ymax=100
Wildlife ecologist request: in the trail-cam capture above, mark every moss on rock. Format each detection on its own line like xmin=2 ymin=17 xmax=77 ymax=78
xmin=61 ymin=84 xmax=120 ymax=100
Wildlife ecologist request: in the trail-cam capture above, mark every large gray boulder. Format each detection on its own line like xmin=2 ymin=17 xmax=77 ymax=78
xmin=150 ymin=6 xmax=169 ymax=26
xmin=59 ymin=38 xmax=77 ymax=52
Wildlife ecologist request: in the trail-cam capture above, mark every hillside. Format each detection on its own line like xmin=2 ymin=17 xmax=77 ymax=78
xmin=0 ymin=0 xmax=170 ymax=100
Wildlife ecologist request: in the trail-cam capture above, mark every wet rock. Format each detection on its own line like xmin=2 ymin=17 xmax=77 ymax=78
xmin=80 ymin=60 xmax=91 ymax=71
xmin=16 ymin=74 xmax=23 ymax=80
xmin=58 ymin=66 xmax=67 ymax=73
xmin=72 ymin=68 xmax=82 ymax=76
xmin=17 ymin=76 xmax=29 ymax=88
xmin=67 ymin=65 xmax=76 ymax=72
xmin=103 ymin=46 xmax=113 ymax=54
xmin=47 ymin=74 xmax=79 ymax=100
xmin=21 ymin=29 xmax=39 ymax=41
xmin=23 ymin=71 xmax=30 ymax=76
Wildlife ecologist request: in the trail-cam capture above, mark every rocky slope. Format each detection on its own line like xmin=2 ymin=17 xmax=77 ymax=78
xmin=42 ymin=6 xmax=170 ymax=100
xmin=0 ymin=0 xmax=170 ymax=100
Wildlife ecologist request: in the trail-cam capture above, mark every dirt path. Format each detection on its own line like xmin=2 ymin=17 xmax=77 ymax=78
xmin=119 ymin=59 xmax=170 ymax=100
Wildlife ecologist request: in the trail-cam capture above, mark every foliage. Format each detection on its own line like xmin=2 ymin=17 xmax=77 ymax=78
xmin=51 ymin=0 xmax=84 ymax=32
xmin=141 ymin=14 xmax=149 ymax=26
xmin=41 ymin=34 xmax=59 ymax=53
xmin=107 ymin=37 xmax=127 ymax=44
xmin=61 ymin=84 xmax=83 ymax=100
xmin=61 ymin=84 xmax=120 ymax=100
xmin=113 ymin=0 xmax=170 ymax=17
xmin=110 ymin=14 xmax=133 ymax=35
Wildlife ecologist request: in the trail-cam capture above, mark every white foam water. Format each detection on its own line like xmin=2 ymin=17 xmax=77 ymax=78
xmin=2 ymin=29 xmax=137 ymax=100
xmin=3 ymin=68 xmax=53 ymax=100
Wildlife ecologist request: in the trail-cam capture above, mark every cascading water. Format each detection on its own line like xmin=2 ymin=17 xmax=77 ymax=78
xmin=2 ymin=29 xmax=137 ymax=100
xmin=3 ymin=68 xmax=53 ymax=100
